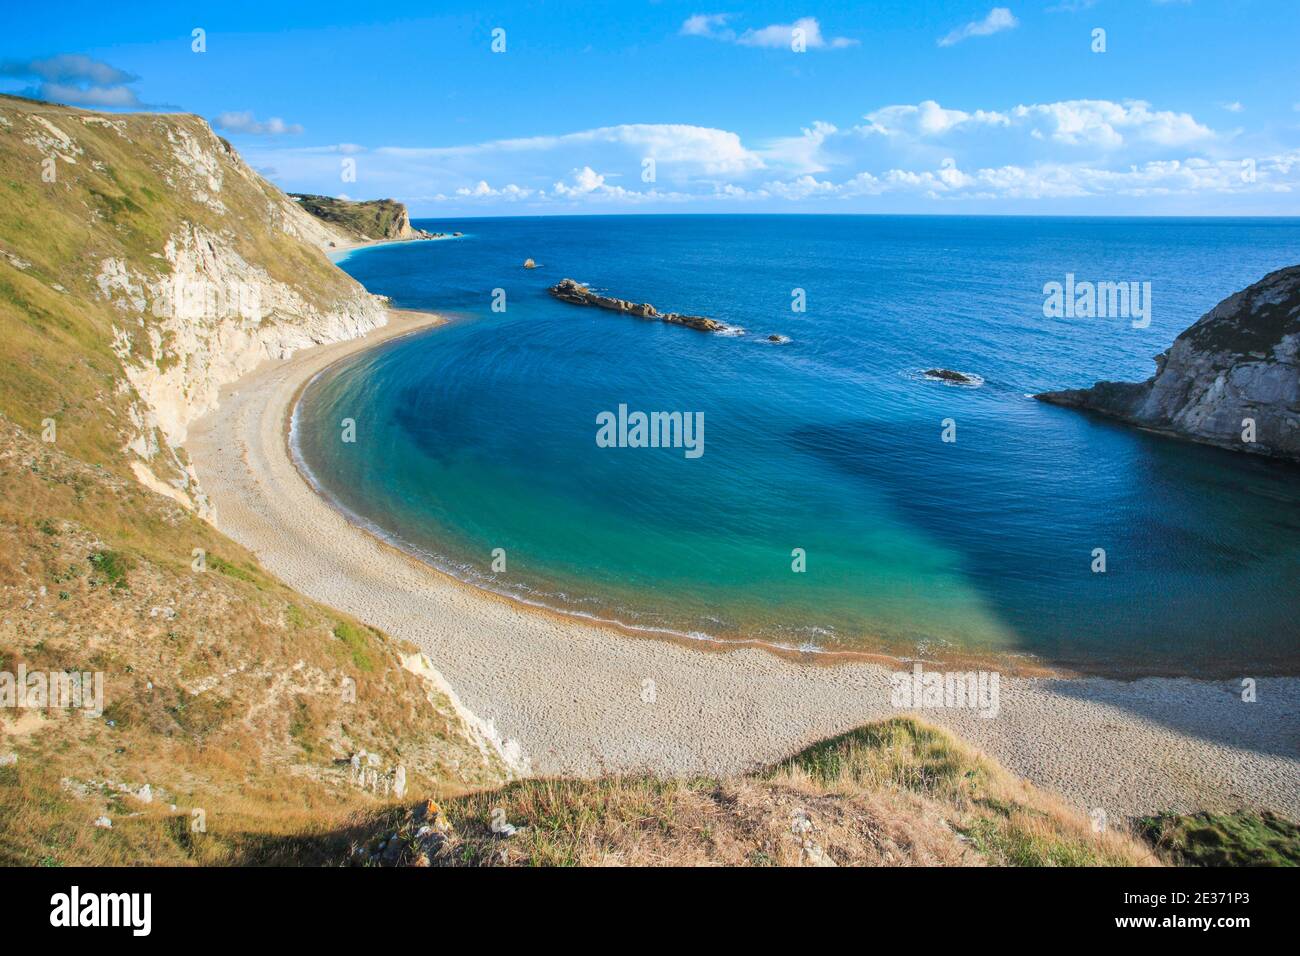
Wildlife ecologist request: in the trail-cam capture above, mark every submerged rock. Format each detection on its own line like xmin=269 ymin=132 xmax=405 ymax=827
xmin=547 ymin=278 xmax=730 ymax=333
xmin=1036 ymin=264 xmax=1300 ymax=461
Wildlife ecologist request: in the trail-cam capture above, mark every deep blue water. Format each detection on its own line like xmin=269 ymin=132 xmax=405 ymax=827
xmin=296 ymin=215 xmax=1300 ymax=676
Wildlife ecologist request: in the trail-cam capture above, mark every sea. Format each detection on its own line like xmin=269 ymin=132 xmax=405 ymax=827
xmin=293 ymin=214 xmax=1300 ymax=676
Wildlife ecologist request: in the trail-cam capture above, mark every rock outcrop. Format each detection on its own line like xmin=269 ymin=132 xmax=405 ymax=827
xmin=547 ymin=278 xmax=730 ymax=333
xmin=1036 ymin=265 xmax=1300 ymax=461
xmin=925 ymin=368 xmax=979 ymax=385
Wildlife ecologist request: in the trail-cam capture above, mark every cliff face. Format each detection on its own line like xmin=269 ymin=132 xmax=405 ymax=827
xmin=0 ymin=95 xmax=389 ymax=509
xmin=0 ymin=97 xmax=510 ymax=865
xmin=1037 ymin=265 xmax=1300 ymax=462
xmin=289 ymin=193 xmax=416 ymax=242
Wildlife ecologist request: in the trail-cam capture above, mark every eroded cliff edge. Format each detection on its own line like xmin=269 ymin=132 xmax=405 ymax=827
xmin=0 ymin=94 xmax=391 ymax=513
xmin=1036 ymin=265 xmax=1300 ymax=462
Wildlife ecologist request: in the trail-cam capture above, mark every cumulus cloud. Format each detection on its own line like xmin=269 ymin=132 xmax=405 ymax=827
xmin=234 ymin=99 xmax=1288 ymax=214
xmin=213 ymin=111 xmax=304 ymax=136
xmin=0 ymin=53 xmax=143 ymax=108
xmin=455 ymin=180 xmax=536 ymax=200
xmin=858 ymin=99 xmax=1213 ymax=151
xmin=552 ymin=166 xmax=632 ymax=198
xmin=938 ymin=7 xmax=1019 ymax=47
xmin=681 ymin=14 xmax=856 ymax=50
xmin=861 ymin=101 xmax=1010 ymax=138
xmin=762 ymin=121 xmax=840 ymax=174
xmin=381 ymin=123 xmax=764 ymax=178
xmin=680 ymin=13 xmax=735 ymax=39
xmin=756 ymin=152 xmax=1300 ymax=203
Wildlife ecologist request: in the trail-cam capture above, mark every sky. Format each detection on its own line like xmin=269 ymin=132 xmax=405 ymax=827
xmin=2 ymin=0 xmax=1298 ymax=216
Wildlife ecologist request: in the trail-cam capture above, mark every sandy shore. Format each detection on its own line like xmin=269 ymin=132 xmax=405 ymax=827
xmin=326 ymin=233 xmax=460 ymax=259
xmin=187 ymin=309 xmax=1300 ymax=818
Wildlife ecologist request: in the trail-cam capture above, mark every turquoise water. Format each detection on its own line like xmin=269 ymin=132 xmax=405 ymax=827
xmin=297 ymin=215 xmax=1300 ymax=676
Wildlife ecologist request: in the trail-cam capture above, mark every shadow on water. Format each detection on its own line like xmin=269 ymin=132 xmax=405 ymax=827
xmin=787 ymin=404 xmax=1300 ymax=680
xmin=790 ymin=407 xmax=1300 ymax=758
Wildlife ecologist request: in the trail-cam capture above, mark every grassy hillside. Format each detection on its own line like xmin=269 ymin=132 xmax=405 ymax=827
xmin=0 ymin=95 xmax=507 ymax=865
xmin=289 ymin=193 xmax=414 ymax=242
xmin=338 ymin=718 xmax=1161 ymax=867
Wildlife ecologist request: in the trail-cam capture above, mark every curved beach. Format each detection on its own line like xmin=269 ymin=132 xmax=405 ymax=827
xmin=187 ymin=309 xmax=1300 ymax=818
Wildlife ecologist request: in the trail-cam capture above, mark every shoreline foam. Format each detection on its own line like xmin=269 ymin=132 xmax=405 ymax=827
xmin=188 ymin=308 xmax=1300 ymax=817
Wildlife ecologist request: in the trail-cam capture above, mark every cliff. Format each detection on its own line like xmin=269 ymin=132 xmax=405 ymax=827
xmin=1037 ymin=265 xmax=1300 ymax=462
xmin=0 ymin=95 xmax=508 ymax=865
xmin=289 ymin=193 xmax=419 ymax=243
xmin=0 ymin=94 xmax=392 ymax=510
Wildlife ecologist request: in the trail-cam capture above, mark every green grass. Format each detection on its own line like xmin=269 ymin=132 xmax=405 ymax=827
xmin=88 ymin=549 xmax=129 ymax=588
xmin=333 ymin=621 xmax=375 ymax=672
xmin=207 ymin=554 xmax=270 ymax=588
xmin=1139 ymin=810 xmax=1300 ymax=867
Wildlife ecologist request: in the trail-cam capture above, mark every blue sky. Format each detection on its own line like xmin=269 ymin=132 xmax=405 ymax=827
xmin=2 ymin=0 xmax=1298 ymax=215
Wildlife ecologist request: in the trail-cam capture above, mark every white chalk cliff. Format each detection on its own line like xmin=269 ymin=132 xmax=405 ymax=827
xmin=1037 ymin=265 xmax=1300 ymax=462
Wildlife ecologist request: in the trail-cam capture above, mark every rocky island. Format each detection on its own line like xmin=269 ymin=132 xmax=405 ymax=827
xmin=1036 ymin=265 xmax=1300 ymax=462
xmin=547 ymin=278 xmax=731 ymax=333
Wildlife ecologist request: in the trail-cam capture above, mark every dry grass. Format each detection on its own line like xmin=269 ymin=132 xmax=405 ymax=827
xmin=346 ymin=718 xmax=1160 ymax=868
xmin=0 ymin=418 xmax=506 ymax=866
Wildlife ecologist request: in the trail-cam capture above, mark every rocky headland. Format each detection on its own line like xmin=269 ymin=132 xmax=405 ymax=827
xmin=1036 ymin=265 xmax=1300 ymax=462
xmin=289 ymin=193 xmax=451 ymax=245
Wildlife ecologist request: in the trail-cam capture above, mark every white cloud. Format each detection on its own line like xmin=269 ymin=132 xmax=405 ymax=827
xmin=762 ymin=174 xmax=839 ymax=199
xmin=1012 ymin=100 xmax=1213 ymax=147
xmin=759 ymin=152 xmax=1300 ymax=203
xmin=938 ymin=7 xmax=1019 ymax=47
xmin=553 ymin=166 xmax=632 ymax=198
xmin=737 ymin=17 xmax=857 ymax=49
xmin=1222 ymin=101 xmax=1244 ymax=113
xmin=680 ymin=13 xmax=734 ymax=39
xmin=455 ymin=180 xmax=536 ymax=200
xmin=213 ymin=111 xmax=304 ymax=136
xmin=235 ymin=99 xmax=1291 ymax=214
xmin=680 ymin=15 xmax=856 ymax=50
xmin=0 ymin=53 xmax=143 ymax=108
xmin=761 ymin=121 xmax=839 ymax=173
xmin=859 ymin=99 xmax=1213 ymax=151
xmin=861 ymin=101 xmax=1010 ymax=137
xmin=38 ymin=82 xmax=141 ymax=107
xmin=382 ymin=123 xmax=764 ymax=177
